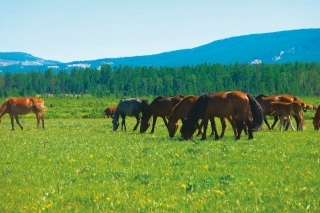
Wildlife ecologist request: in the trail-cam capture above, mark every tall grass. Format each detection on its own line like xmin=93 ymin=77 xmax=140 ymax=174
xmin=0 ymin=96 xmax=319 ymax=212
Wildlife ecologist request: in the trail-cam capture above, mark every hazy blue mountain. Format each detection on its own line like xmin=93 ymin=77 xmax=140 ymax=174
xmin=1 ymin=28 xmax=319 ymax=73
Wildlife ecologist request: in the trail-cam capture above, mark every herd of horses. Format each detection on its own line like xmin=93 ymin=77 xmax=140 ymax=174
xmin=1 ymin=91 xmax=320 ymax=140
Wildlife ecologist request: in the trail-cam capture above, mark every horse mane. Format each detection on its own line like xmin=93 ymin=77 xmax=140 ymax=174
xmin=184 ymin=93 xmax=210 ymax=129
xmin=168 ymin=95 xmax=196 ymax=120
xmin=30 ymin=98 xmax=46 ymax=112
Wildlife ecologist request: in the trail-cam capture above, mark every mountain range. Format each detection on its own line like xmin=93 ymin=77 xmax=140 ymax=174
xmin=1 ymin=28 xmax=319 ymax=73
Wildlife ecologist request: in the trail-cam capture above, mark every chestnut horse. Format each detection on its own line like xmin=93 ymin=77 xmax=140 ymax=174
xmin=104 ymin=106 xmax=116 ymax=118
xmin=255 ymin=94 xmax=304 ymax=130
xmin=167 ymin=95 xmax=238 ymax=139
xmin=0 ymin=97 xmax=46 ymax=130
xmin=270 ymin=101 xmax=305 ymax=131
xmin=180 ymin=91 xmax=263 ymax=140
xmin=311 ymin=105 xmax=320 ymax=130
xmin=140 ymin=95 xmax=184 ymax=133
xmin=112 ymin=98 xmax=149 ymax=131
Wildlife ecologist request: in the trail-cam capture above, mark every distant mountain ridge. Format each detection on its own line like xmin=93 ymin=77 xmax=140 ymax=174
xmin=1 ymin=28 xmax=319 ymax=73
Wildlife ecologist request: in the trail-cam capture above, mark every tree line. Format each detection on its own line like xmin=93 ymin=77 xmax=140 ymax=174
xmin=0 ymin=61 xmax=320 ymax=98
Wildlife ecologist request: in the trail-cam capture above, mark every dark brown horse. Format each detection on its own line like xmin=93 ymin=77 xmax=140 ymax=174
xmin=270 ymin=101 xmax=305 ymax=131
xmin=180 ymin=91 xmax=263 ymax=140
xmin=104 ymin=106 xmax=116 ymax=118
xmin=0 ymin=97 xmax=46 ymax=130
xmin=255 ymin=94 xmax=304 ymax=130
xmin=311 ymin=105 xmax=320 ymax=130
xmin=140 ymin=95 xmax=184 ymax=133
xmin=167 ymin=95 xmax=238 ymax=139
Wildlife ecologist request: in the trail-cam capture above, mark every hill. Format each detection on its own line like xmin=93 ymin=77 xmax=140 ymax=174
xmin=1 ymin=28 xmax=319 ymax=73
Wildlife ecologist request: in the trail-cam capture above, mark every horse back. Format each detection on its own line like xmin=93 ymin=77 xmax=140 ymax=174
xmin=168 ymin=95 xmax=198 ymax=120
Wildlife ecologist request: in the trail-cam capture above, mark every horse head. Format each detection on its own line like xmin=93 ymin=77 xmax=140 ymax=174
xmin=167 ymin=119 xmax=179 ymax=138
xmin=180 ymin=118 xmax=197 ymax=140
xmin=139 ymin=115 xmax=150 ymax=133
xmin=112 ymin=117 xmax=119 ymax=131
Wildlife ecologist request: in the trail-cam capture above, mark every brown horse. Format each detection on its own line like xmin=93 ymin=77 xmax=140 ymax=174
xmin=255 ymin=94 xmax=304 ymax=130
xmin=140 ymin=95 xmax=184 ymax=133
xmin=311 ymin=105 xmax=320 ymax=130
xmin=0 ymin=97 xmax=46 ymax=130
xmin=104 ymin=106 xmax=116 ymax=118
xmin=270 ymin=101 xmax=305 ymax=131
xmin=180 ymin=91 xmax=263 ymax=140
xmin=167 ymin=95 xmax=238 ymax=139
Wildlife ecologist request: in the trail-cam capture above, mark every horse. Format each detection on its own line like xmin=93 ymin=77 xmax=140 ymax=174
xmin=311 ymin=105 xmax=320 ymax=130
xmin=255 ymin=94 xmax=304 ymax=130
xmin=269 ymin=101 xmax=305 ymax=131
xmin=112 ymin=98 xmax=149 ymax=131
xmin=166 ymin=95 xmax=238 ymax=139
xmin=180 ymin=91 xmax=263 ymax=140
xmin=140 ymin=95 xmax=184 ymax=133
xmin=104 ymin=106 xmax=116 ymax=118
xmin=0 ymin=97 xmax=46 ymax=130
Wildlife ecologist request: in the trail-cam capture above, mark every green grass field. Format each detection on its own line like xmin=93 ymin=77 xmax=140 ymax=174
xmin=0 ymin=96 xmax=319 ymax=212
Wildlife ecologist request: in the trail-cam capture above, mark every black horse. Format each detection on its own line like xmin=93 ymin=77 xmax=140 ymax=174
xmin=112 ymin=98 xmax=149 ymax=131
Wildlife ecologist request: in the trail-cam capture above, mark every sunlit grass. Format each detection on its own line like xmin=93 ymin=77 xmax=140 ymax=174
xmin=0 ymin=96 xmax=319 ymax=212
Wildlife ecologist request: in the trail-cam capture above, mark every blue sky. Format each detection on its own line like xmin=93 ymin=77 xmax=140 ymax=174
xmin=1 ymin=0 xmax=319 ymax=62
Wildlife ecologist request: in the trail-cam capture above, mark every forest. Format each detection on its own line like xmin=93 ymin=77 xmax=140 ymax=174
xmin=0 ymin=61 xmax=320 ymax=98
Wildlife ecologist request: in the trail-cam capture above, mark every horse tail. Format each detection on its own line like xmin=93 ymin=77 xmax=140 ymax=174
xmin=247 ymin=94 xmax=264 ymax=131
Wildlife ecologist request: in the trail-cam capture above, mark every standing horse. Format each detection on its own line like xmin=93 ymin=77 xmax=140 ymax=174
xmin=0 ymin=97 xmax=46 ymax=130
xmin=104 ymin=106 xmax=116 ymax=118
xmin=140 ymin=95 xmax=184 ymax=133
xmin=269 ymin=101 xmax=305 ymax=131
xmin=255 ymin=94 xmax=304 ymax=130
xmin=180 ymin=91 xmax=263 ymax=140
xmin=112 ymin=98 xmax=149 ymax=131
xmin=311 ymin=105 xmax=320 ymax=130
xmin=167 ymin=95 xmax=238 ymax=139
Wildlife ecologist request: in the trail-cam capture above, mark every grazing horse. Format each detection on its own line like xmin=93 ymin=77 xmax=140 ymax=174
xmin=104 ymin=106 xmax=116 ymax=118
xmin=311 ymin=105 xmax=320 ymax=130
xmin=269 ymin=101 xmax=305 ymax=131
xmin=180 ymin=91 xmax=263 ymax=140
xmin=140 ymin=95 xmax=184 ymax=133
xmin=112 ymin=98 xmax=149 ymax=131
xmin=0 ymin=97 xmax=46 ymax=130
xmin=255 ymin=94 xmax=304 ymax=130
xmin=167 ymin=95 xmax=238 ymax=139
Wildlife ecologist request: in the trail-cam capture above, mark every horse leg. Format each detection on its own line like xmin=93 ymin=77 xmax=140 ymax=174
xmin=149 ymin=116 xmax=157 ymax=133
xmin=9 ymin=114 xmax=15 ymax=130
xmin=219 ymin=117 xmax=226 ymax=139
xmin=292 ymin=114 xmax=300 ymax=130
xmin=133 ymin=115 xmax=140 ymax=131
xmin=263 ymin=115 xmax=272 ymax=130
xmin=39 ymin=113 xmax=45 ymax=129
xmin=201 ymin=119 xmax=208 ymax=140
xmin=288 ymin=116 xmax=295 ymax=131
xmin=209 ymin=117 xmax=219 ymax=140
xmin=161 ymin=116 xmax=168 ymax=127
xmin=121 ymin=116 xmax=126 ymax=131
xmin=279 ymin=116 xmax=284 ymax=132
xmin=195 ymin=121 xmax=203 ymax=136
xmin=14 ymin=114 xmax=23 ymax=130
xmin=227 ymin=116 xmax=238 ymax=137
xmin=270 ymin=116 xmax=279 ymax=130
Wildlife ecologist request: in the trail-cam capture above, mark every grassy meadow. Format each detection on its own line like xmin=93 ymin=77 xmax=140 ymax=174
xmin=0 ymin=96 xmax=319 ymax=212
